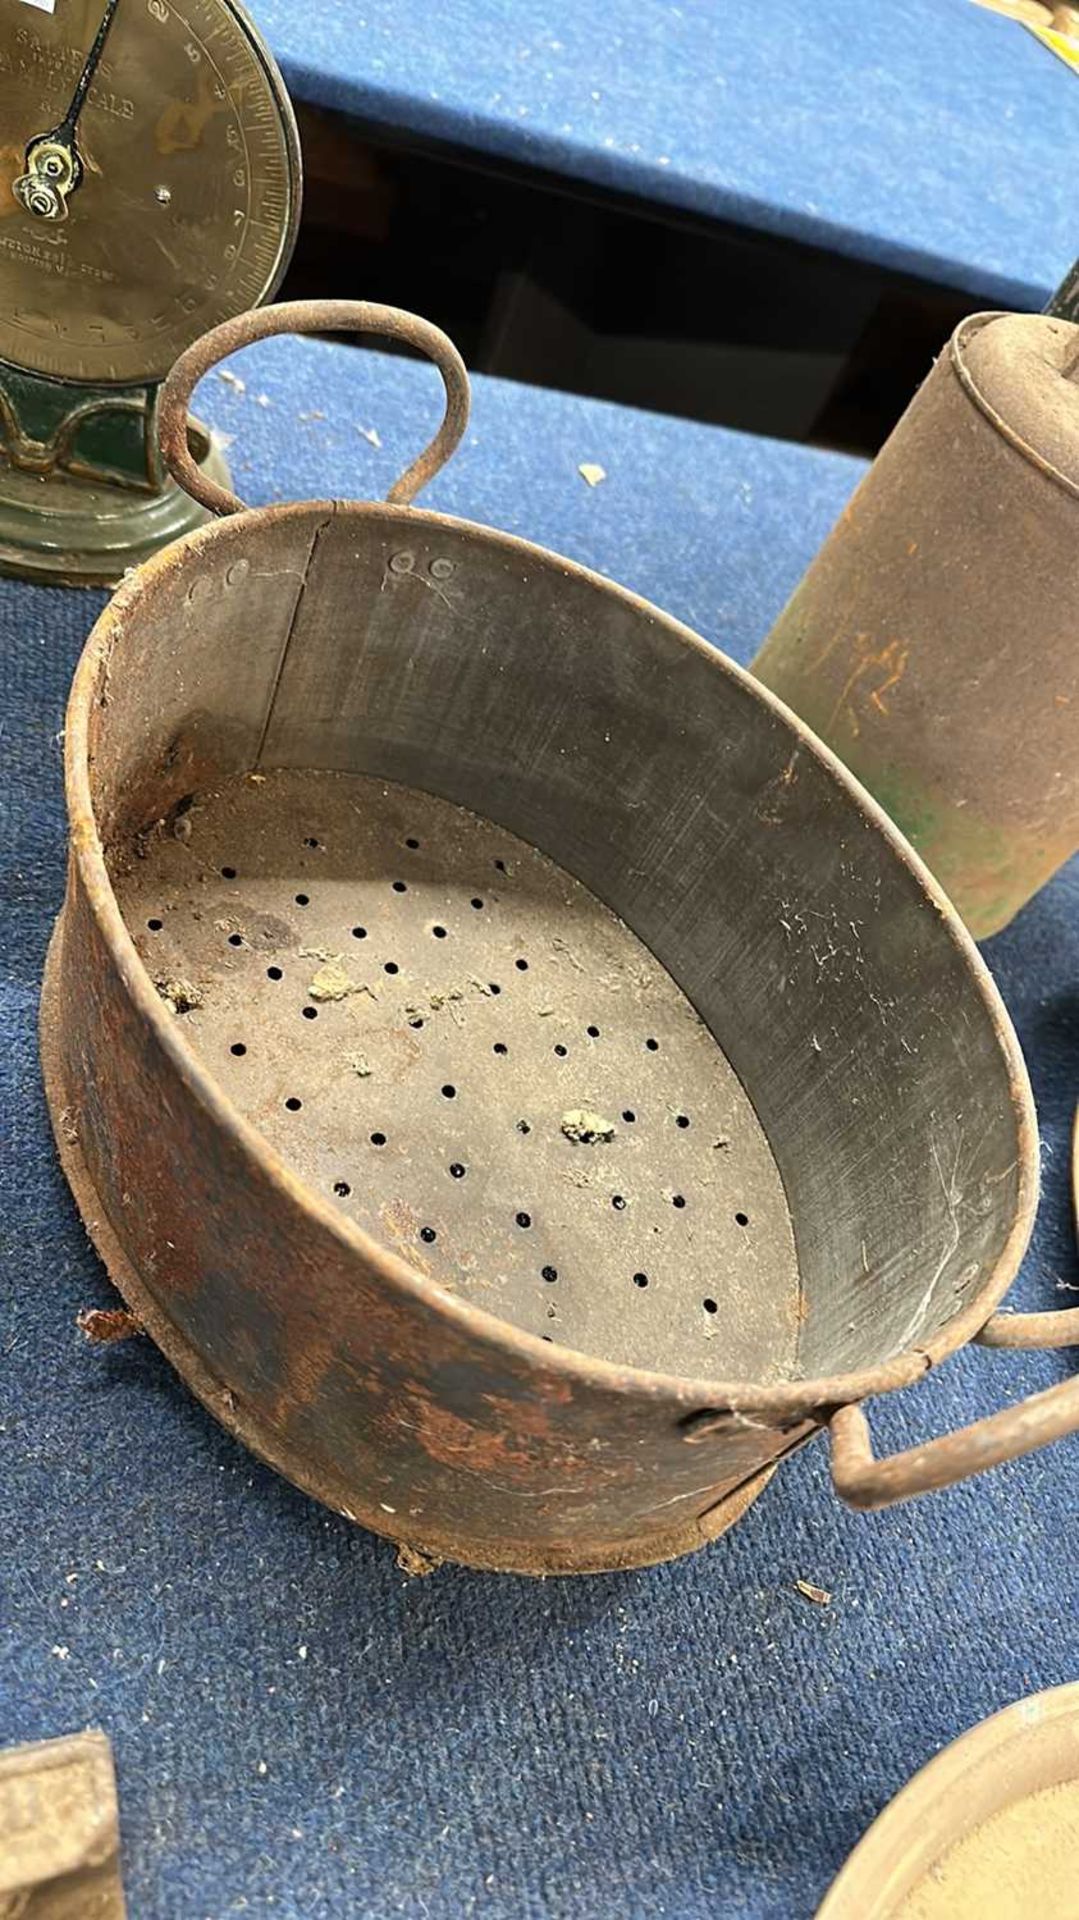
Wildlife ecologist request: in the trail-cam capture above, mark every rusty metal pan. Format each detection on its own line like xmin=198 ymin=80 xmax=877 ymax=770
xmin=817 ymin=1683 xmax=1079 ymax=1918
xmin=39 ymin=301 xmax=1073 ymax=1575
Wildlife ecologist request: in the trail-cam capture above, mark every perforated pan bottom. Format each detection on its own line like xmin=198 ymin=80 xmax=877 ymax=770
xmin=116 ymin=769 xmax=801 ymax=1381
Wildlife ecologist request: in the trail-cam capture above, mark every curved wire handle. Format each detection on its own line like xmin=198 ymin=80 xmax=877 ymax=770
xmin=832 ymin=1109 xmax=1079 ymax=1509
xmin=158 ymin=299 xmax=471 ymax=518
xmin=830 ymin=1302 xmax=1079 ymax=1510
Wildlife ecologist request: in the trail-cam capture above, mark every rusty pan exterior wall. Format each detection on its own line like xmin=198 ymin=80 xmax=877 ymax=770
xmin=46 ymin=862 xmax=808 ymax=1575
xmin=42 ymin=484 xmax=1038 ymax=1573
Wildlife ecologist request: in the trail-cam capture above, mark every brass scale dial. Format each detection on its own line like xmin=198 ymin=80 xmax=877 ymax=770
xmin=0 ymin=0 xmax=300 ymax=582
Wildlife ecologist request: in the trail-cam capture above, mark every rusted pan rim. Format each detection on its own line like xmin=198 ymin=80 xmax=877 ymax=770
xmin=63 ymin=501 xmax=1039 ymax=1423
xmin=817 ymin=1682 xmax=1079 ymax=1916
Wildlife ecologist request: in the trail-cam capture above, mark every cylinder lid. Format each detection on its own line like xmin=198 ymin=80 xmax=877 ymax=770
xmin=955 ymin=311 xmax=1079 ymax=491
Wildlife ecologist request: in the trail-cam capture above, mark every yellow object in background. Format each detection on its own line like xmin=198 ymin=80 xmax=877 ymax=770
xmin=970 ymin=0 xmax=1079 ymax=64
xmin=1031 ymin=21 xmax=1079 ymax=65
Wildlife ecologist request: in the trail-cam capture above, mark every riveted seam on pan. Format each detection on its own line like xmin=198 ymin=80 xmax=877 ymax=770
xmin=254 ymin=504 xmax=337 ymax=766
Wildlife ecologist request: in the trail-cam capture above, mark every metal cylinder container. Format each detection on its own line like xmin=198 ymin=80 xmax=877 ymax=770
xmin=753 ymin=312 xmax=1079 ymax=938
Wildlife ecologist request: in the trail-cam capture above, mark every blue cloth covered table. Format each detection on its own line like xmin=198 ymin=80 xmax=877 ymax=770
xmin=2 ymin=337 xmax=1077 ymax=1918
xmin=248 ymin=0 xmax=1075 ymax=308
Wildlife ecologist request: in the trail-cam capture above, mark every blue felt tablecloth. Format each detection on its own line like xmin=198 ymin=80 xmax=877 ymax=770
xmin=248 ymin=0 xmax=1074 ymax=309
xmin=2 ymin=338 xmax=1077 ymax=1919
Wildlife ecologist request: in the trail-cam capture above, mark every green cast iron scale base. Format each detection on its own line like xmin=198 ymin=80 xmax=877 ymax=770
xmin=0 ymin=361 xmax=230 ymax=587
xmin=0 ymin=0 xmax=300 ymax=587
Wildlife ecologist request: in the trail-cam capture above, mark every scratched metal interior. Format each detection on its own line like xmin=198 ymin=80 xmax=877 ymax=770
xmin=119 ymin=768 xmax=801 ymax=1381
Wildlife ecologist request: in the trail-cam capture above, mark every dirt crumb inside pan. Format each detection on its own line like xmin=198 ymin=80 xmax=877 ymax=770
xmin=118 ymin=767 xmax=800 ymax=1381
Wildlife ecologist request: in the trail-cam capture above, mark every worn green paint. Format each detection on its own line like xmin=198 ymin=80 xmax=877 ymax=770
xmin=853 ymin=762 xmax=1047 ymax=939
